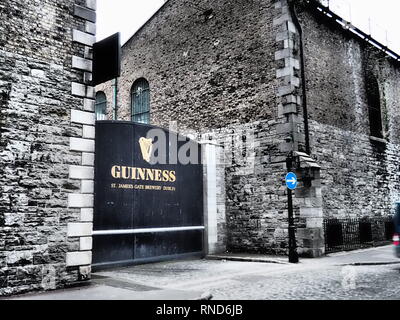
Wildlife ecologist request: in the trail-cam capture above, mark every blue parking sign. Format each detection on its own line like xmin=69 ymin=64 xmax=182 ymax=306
xmin=285 ymin=172 xmax=298 ymax=190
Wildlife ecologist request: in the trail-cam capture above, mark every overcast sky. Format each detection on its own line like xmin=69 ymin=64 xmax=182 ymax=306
xmin=97 ymin=0 xmax=400 ymax=53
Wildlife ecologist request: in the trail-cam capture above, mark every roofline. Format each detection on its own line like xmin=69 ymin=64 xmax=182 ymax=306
xmin=305 ymin=0 xmax=400 ymax=64
xmin=121 ymin=0 xmax=400 ymax=65
xmin=122 ymin=0 xmax=171 ymax=48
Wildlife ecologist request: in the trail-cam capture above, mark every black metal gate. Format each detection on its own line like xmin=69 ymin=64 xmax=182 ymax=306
xmin=92 ymin=121 xmax=204 ymax=269
xmin=324 ymin=217 xmax=394 ymax=253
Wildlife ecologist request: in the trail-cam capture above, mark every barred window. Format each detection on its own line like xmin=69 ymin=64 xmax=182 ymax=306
xmin=95 ymin=91 xmax=107 ymax=121
xmin=131 ymin=78 xmax=150 ymax=124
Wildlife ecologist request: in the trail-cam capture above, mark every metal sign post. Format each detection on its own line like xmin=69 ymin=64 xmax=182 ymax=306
xmin=286 ymin=155 xmax=299 ymax=263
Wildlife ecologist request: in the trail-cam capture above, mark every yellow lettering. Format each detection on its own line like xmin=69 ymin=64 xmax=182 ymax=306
xmin=146 ymin=169 xmax=154 ymax=181
xmin=137 ymin=168 xmax=146 ymax=180
xmin=154 ymin=170 xmax=162 ymax=181
xmin=121 ymin=166 xmax=131 ymax=179
xmin=162 ymin=170 xmax=169 ymax=182
xmin=111 ymin=166 xmax=121 ymax=179
xmin=111 ymin=166 xmax=177 ymax=183
xmin=169 ymin=171 xmax=176 ymax=182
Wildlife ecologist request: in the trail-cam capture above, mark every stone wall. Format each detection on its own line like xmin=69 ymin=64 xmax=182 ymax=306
xmin=0 ymin=0 xmax=97 ymax=296
xmin=98 ymin=0 xmax=279 ymax=130
xmin=296 ymin=2 xmax=400 ymax=219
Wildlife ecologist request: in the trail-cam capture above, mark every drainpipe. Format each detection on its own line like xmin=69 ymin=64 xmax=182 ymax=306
xmin=288 ymin=1 xmax=311 ymax=155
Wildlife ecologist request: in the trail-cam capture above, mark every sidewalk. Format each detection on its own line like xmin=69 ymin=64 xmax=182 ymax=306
xmin=208 ymin=245 xmax=399 ymax=266
xmin=4 ymin=274 xmax=213 ymax=301
xmin=6 ymin=286 xmax=210 ymax=301
xmin=324 ymin=245 xmax=400 ymax=265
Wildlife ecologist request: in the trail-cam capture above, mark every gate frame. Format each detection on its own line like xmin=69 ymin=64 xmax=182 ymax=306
xmin=91 ymin=121 xmax=216 ymax=270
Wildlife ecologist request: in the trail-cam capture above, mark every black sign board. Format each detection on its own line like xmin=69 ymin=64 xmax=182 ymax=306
xmin=93 ymin=121 xmax=204 ymax=269
xmin=92 ymin=32 xmax=121 ymax=86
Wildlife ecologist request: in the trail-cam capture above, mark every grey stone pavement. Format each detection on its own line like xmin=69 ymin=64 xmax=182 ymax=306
xmin=5 ymin=245 xmax=400 ymax=300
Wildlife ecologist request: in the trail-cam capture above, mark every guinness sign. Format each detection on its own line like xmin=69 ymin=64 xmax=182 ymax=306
xmin=93 ymin=121 xmax=204 ymax=268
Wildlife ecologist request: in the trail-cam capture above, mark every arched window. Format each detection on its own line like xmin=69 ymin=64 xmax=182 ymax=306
xmin=365 ymin=73 xmax=383 ymax=138
xmin=95 ymin=91 xmax=107 ymax=120
xmin=131 ymin=78 xmax=150 ymax=124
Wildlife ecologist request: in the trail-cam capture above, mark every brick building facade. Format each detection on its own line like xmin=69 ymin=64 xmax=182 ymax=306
xmin=98 ymin=0 xmax=400 ymax=256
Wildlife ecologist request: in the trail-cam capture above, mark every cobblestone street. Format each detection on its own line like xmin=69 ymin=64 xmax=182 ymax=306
xmin=94 ymin=245 xmax=400 ymax=300
xmin=183 ymin=262 xmax=400 ymax=300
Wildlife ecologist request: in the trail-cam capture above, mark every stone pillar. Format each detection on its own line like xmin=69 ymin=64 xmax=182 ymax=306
xmin=273 ymin=0 xmax=325 ymax=258
xmin=273 ymin=0 xmax=305 ymax=154
xmin=201 ymin=141 xmax=227 ymax=255
xmin=293 ymin=152 xmax=324 ymax=257
xmin=66 ymin=0 xmax=97 ymax=280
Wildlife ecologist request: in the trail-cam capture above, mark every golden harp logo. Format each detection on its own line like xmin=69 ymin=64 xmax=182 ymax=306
xmin=139 ymin=137 xmax=153 ymax=163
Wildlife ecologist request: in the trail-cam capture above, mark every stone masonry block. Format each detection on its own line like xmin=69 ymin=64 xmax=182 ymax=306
xmin=69 ymin=165 xmax=94 ymax=180
xmin=282 ymin=94 xmax=300 ymax=105
xmin=70 ymin=137 xmax=95 ymax=152
xmin=306 ymin=217 xmax=324 ymax=228
xmin=281 ymin=103 xmax=297 ymax=115
xmin=73 ymin=30 xmax=96 ymax=47
xmin=31 ymin=69 xmax=45 ymax=78
xmin=276 ymin=30 xmax=296 ymax=42
xmin=71 ymin=82 xmax=86 ymax=97
xmin=67 ymin=222 xmax=93 ymax=237
xmin=287 ymin=20 xmax=297 ymax=33
xmin=81 ymin=180 xmax=94 ymax=194
xmin=82 ymin=125 xmax=95 ymax=139
xmin=300 ymin=207 xmax=323 ymax=218
xmin=81 ymin=208 xmax=94 ymax=222
xmin=86 ymin=86 xmax=95 ymax=99
xmin=277 ymin=85 xmax=296 ymax=96
xmin=71 ymin=109 xmax=95 ymax=125
xmin=279 ymin=141 xmax=293 ymax=153
xmin=80 ymin=237 xmax=93 ymax=251
xmin=275 ymin=48 xmax=291 ymax=61
xmin=277 ymin=66 xmax=294 ymax=78
xmin=86 ymin=0 xmax=97 ymax=10
xmin=84 ymin=98 xmax=95 ymax=111
xmin=68 ymin=194 xmax=94 ymax=208
xmin=72 ymin=56 xmax=93 ymax=72
xmin=66 ymin=251 xmax=92 ymax=267
xmin=84 ymin=72 xmax=93 ymax=84
xmin=74 ymin=4 xmax=96 ymax=23
xmin=82 ymin=152 xmax=95 ymax=166
xmin=273 ymin=13 xmax=290 ymax=27
xmin=85 ymin=21 xmax=96 ymax=35
xmin=280 ymin=75 xmax=300 ymax=87
xmin=276 ymin=122 xmax=294 ymax=134
xmin=84 ymin=47 xmax=93 ymax=60
xmin=286 ymin=57 xmax=300 ymax=70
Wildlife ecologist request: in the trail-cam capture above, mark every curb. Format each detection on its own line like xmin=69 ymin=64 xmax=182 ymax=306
xmin=339 ymin=261 xmax=400 ymax=266
xmin=206 ymin=255 xmax=289 ymax=265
